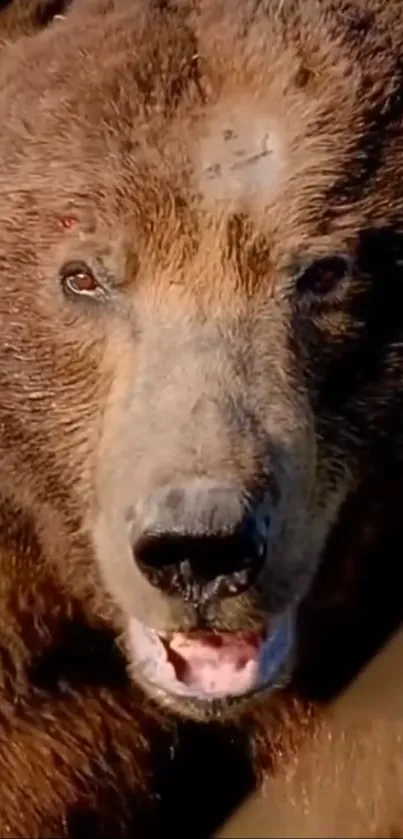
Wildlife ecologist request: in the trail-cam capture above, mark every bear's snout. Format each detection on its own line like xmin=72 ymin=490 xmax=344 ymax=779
xmin=128 ymin=478 xmax=272 ymax=602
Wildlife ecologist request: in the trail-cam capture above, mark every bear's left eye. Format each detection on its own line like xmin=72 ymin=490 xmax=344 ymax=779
xmin=296 ymin=255 xmax=351 ymax=298
xmin=60 ymin=260 xmax=104 ymax=299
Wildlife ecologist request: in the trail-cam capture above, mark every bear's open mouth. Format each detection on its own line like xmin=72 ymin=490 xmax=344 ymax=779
xmin=128 ymin=611 xmax=294 ymax=701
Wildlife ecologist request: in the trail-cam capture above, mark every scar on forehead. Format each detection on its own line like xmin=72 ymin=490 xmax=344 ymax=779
xmin=196 ymin=107 xmax=284 ymax=204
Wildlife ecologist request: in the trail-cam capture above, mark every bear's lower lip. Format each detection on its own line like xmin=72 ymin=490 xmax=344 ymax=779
xmin=127 ymin=611 xmax=294 ymax=701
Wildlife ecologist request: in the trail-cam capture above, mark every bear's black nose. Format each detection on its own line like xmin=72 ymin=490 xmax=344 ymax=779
xmin=130 ymin=479 xmax=270 ymax=601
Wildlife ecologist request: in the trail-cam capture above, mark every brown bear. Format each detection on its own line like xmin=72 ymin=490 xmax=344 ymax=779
xmin=1 ymin=0 xmax=403 ymax=836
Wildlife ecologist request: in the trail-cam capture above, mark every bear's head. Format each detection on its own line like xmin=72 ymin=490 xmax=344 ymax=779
xmin=1 ymin=0 xmax=403 ymax=720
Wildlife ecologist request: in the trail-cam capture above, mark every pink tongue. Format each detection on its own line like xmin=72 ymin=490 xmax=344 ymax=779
xmin=167 ymin=632 xmax=261 ymax=696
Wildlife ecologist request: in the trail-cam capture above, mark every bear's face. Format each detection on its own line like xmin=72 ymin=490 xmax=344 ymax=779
xmin=1 ymin=0 xmax=403 ymax=721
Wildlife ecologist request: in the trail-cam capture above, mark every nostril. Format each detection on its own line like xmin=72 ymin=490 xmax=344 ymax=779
xmin=133 ymin=518 xmax=269 ymax=598
xmin=135 ymin=531 xmax=258 ymax=574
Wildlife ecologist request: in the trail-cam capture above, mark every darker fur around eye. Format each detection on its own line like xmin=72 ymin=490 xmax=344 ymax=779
xmin=295 ymin=255 xmax=352 ymax=298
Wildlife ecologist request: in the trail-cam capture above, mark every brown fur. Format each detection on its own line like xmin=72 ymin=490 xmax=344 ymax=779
xmin=0 ymin=0 xmax=73 ymax=42
xmin=1 ymin=0 xmax=403 ymax=835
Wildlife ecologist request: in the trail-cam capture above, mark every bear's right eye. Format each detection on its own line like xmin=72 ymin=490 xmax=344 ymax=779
xmin=60 ymin=260 xmax=105 ymax=300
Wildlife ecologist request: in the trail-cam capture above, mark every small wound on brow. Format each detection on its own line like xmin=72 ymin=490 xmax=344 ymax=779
xmin=60 ymin=215 xmax=78 ymax=230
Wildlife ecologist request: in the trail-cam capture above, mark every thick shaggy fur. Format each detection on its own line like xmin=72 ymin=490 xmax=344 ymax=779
xmin=1 ymin=0 xmax=403 ymax=836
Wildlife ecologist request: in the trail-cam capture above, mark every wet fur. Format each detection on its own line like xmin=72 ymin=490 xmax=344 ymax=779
xmin=0 ymin=0 xmax=403 ymax=836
